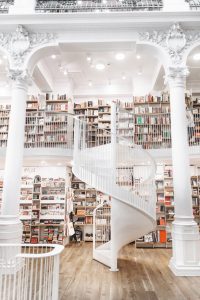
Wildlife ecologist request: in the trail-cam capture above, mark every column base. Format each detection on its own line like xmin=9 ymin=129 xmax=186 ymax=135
xmin=0 ymin=215 xmax=23 ymax=275
xmin=169 ymin=217 xmax=200 ymax=276
xmin=0 ymin=215 xmax=22 ymax=244
xmin=169 ymin=258 xmax=200 ymax=276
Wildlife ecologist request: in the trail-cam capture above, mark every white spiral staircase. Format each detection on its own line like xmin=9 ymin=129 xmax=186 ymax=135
xmin=72 ymin=103 xmax=157 ymax=271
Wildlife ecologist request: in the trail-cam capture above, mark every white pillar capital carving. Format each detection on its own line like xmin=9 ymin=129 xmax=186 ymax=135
xmin=8 ymin=68 xmax=31 ymax=91
xmin=166 ymin=66 xmax=189 ymax=87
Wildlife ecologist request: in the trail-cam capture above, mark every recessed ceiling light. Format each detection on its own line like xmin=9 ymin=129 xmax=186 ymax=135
xmin=77 ymin=0 xmax=82 ymax=5
xmin=193 ymin=53 xmax=200 ymax=61
xmin=102 ymin=0 xmax=107 ymax=3
xmin=88 ymin=80 xmax=93 ymax=87
xmin=96 ymin=63 xmax=105 ymax=70
xmin=63 ymin=70 xmax=68 ymax=76
xmin=138 ymin=71 xmax=142 ymax=76
xmin=87 ymin=56 xmax=91 ymax=62
xmin=51 ymin=54 xmax=56 ymax=59
xmin=122 ymin=75 xmax=126 ymax=80
xmin=115 ymin=53 xmax=125 ymax=61
xmin=136 ymin=54 xmax=141 ymax=60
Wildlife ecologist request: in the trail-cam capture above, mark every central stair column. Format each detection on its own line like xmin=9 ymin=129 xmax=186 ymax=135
xmin=110 ymin=102 xmax=119 ymax=271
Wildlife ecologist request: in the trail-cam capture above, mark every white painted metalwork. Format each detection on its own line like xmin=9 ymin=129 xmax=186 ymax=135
xmin=93 ymin=201 xmax=111 ymax=251
xmin=24 ymin=111 xmax=74 ymax=149
xmin=35 ymin=0 xmax=163 ymax=13
xmin=0 ymin=243 xmax=63 ymax=300
xmin=0 ymin=0 xmax=13 ymax=13
xmin=72 ymin=103 xmax=157 ymax=269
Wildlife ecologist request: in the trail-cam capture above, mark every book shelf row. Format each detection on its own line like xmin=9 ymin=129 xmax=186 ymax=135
xmin=70 ymin=173 xmax=110 ymax=242
xmin=136 ymin=164 xmax=200 ymax=248
xmin=19 ymin=175 xmax=68 ymax=244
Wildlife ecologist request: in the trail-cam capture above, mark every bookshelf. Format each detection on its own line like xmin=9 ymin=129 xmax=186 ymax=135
xmin=71 ymin=173 xmax=109 ymax=241
xmin=117 ymin=93 xmax=171 ymax=149
xmin=74 ymin=99 xmax=111 ymax=146
xmin=0 ymin=104 xmax=10 ymax=148
xmin=20 ymin=174 xmax=68 ymax=245
xmin=135 ymin=164 xmax=200 ymax=248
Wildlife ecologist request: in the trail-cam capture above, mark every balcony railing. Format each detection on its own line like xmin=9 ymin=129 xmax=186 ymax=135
xmin=0 ymin=244 xmax=64 ymax=300
xmin=186 ymin=0 xmax=200 ymax=10
xmin=35 ymin=0 xmax=163 ymax=13
xmin=0 ymin=0 xmax=13 ymax=13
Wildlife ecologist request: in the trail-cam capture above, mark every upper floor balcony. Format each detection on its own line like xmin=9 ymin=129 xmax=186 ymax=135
xmin=2 ymin=0 xmax=200 ymax=15
xmin=35 ymin=0 xmax=163 ymax=13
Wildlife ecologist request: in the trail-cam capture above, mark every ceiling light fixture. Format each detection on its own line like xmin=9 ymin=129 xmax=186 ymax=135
xmin=122 ymin=74 xmax=126 ymax=80
xmin=77 ymin=0 xmax=82 ymax=5
xmin=102 ymin=0 xmax=107 ymax=3
xmin=95 ymin=63 xmax=105 ymax=70
xmin=136 ymin=54 xmax=141 ymax=60
xmin=88 ymin=80 xmax=93 ymax=87
xmin=51 ymin=54 xmax=56 ymax=59
xmin=115 ymin=53 xmax=125 ymax=61
xmin=138 ymin=71 xmax=142 ymax=76
xmin=63 ymin=70 xmax=68 ymax=76
xmin=193 ymin=53 xmax=200 ymax=61
xmin=86 ymin=55 xmax=92 ymax=62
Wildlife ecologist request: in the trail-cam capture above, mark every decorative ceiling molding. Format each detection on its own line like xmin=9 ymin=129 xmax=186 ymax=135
xmin=0 ymin=25 xmax=57 ymax=80
xmin=139 ymin=23 xmax=200 ymax=66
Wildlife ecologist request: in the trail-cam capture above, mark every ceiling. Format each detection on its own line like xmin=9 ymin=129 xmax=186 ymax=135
xmin=0 ymin=42 xmax=199 ymax=96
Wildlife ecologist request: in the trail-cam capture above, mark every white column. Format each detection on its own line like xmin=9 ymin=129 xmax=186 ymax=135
xmin=168 ymin=67 xmax=200 ymax=276
xmin=163 ymin=0 xmax=190 ymax=11
xmin=9 ymin=0 xmax=36 ymax=14
xmin=0 ymin=75 xmax=28 ymax=244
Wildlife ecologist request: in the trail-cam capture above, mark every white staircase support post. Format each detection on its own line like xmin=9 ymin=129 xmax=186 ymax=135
xmin=168 ymin=67 xmax=200 ymax=276
xmin=110 ymin=102 xmax=119 ymax=272
xmin=0 ymin=74 xmax=28 ymax=245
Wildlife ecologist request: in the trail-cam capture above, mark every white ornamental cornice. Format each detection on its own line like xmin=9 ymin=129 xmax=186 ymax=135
xmin=0 ymin=25 xmax=57 ymax=70
xmin=139 ymin=23 xmax=200 ymax=65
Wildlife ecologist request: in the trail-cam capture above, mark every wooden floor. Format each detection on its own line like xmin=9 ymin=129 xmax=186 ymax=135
xmin=59 ymin=243 xmax=200 ymax=300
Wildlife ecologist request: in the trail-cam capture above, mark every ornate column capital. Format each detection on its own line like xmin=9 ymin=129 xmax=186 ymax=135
xmin=165 ymin=66 xmax=189 ymax=87
xmin=7 ymin=69 xmax=32 ymax=91
xmin=139 ymin=23 xmax=200 ymax=65
xmin=0 ymin=24 xmax=57 ymax=70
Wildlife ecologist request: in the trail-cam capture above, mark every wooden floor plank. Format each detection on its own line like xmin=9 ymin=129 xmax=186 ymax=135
xmin=59 ymin=243 xmax=200 ymax=300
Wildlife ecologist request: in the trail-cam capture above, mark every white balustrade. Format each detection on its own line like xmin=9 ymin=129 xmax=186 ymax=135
xmin=73 ymin=116 xmax=157 ymax=231
xmin=0 ymin=243 xmax=63 ymax=300
xmin=93 ymin=202 xmax=111 ymax=251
